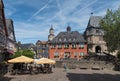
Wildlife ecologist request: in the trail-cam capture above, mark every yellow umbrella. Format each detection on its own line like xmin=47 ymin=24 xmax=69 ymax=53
xmin=8 ymin=55 xmax=34 ymax=63
xmin=36 ymin=58 xmax=56 ymax=64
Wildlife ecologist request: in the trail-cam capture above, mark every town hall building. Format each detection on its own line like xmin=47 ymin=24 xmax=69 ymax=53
xmin=48 ymin=26 xmax=87 ymax=60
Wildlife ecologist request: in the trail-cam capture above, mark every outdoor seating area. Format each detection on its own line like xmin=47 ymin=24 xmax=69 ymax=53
xmin=7 ymin=55 xmax=56 ymax=75
xmin=8 ymin=63 xmax=53 ymax=75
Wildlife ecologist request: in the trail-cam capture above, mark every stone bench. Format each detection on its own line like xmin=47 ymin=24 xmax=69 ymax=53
xmin=91 ymin=66 xmax=101 ymax=70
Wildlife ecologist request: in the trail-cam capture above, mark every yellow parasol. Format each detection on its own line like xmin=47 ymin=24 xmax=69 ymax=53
xmin=36 ymin=58 xmax=56 ymax=64
xmin=8 ymin=55 xmax=34 ymax=63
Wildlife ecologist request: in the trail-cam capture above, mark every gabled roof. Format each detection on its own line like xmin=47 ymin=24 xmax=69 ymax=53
xmin=6 ymin=19 xmax=16 ymax=42
xmin=0 ymin=0 xmax=4 ymax=9
xmin=6 ymin=19 xmax=13 ymax=28
xmin=87 ymin=16 xmax=102 ymax=28
xmin=36 ymin=40 xmax=48 ymax=45
xmin=20 ymin=43 xmax=35 ymax=50
xmin=50 ymin=31 xmax=86 ymax=44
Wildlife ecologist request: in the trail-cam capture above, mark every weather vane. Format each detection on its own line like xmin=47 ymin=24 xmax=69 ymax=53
xmin=91 ymin=12 xmax=93 ymax=16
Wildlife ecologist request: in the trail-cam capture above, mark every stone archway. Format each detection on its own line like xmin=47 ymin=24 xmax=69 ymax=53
xmin=95 ymin=46 xmax=101 ymax=53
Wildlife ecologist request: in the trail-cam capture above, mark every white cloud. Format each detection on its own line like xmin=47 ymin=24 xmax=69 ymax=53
xmin=14 ymin=21 xmax=49 ymax=43
xmin=4 ymin=0 xmax=120 ymax=43
xmin=28 ymin=0 xmax=51 ymax=21
xmin=4 ymin=4 xmax=17 ymax=18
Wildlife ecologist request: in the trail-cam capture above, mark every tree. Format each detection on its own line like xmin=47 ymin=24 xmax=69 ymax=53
xmin=22 ymin=50 xmax=34 ymax=58
xmin=11 ymin=49 xmax=34 ymax=58
xmin=11 ymin=51 xmax=21 ymax=58
xmin=100 ymin=8 xmax=120 ymax=53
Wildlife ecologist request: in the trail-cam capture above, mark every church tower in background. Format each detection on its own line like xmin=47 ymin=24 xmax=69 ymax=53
xmin=48 ymin=25 xmax=55 ymax=41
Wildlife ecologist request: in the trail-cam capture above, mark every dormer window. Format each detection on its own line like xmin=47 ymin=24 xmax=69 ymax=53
xmin=69 ymin=38 xmax=71 ymax=41
xmin=73 ymin=38 xmax=76 ymax=41
xmin=58 ymin=44 xmax=62 ymax=49
xmin=64 ymin=44 xmax=69 ymax=49
xmin=51 ymin=44 xmax=56 ymax=48
xmin=79 ymin=43 xmax=84 ymax=49
xmin=59 ymin=38 xmax=62 ymax=41
xmin=64 ymin=38 xmax=66 ymax=41
xmin=72 ymin=44 xmax=76 ymax=49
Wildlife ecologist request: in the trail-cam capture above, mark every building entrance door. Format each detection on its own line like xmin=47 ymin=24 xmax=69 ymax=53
xmin=95 ymin=46 xmax=101 ymax=53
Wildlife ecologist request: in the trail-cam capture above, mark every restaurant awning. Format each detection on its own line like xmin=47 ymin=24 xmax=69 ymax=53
xmin=8 ymin=55 xmax=34 ymax=63
xmin=36 ymin=58 xmax=56 ymax=64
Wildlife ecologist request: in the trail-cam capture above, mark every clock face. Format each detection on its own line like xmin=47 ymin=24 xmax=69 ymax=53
xmin=50 ymin=30 xmax=54 ymax=34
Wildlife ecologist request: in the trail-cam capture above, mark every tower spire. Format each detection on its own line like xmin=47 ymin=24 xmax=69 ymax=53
xmin=0 ymin=0 xmax=4 ymax=9
xmin=48 ymin=25 xmax=55 ymax=41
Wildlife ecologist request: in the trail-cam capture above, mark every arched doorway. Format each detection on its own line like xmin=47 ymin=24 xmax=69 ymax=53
xmin=95 ymin=46 xmax=101 ymax=53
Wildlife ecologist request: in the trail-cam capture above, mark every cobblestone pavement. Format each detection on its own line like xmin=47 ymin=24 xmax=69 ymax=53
xmin=1 ymin=68 xmax=120 ymax=81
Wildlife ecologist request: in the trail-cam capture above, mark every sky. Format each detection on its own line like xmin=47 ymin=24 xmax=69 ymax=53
xmin=3 ymin=0 xmax=120 ymax=44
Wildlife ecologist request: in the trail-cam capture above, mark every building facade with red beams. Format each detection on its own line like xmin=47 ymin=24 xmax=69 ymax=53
xmin=49 ymin=26 xmax=87 ymax=60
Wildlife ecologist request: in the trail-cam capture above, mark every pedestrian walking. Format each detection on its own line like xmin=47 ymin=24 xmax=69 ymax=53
xmin=63 ymin=63 xmax=67 ymax=72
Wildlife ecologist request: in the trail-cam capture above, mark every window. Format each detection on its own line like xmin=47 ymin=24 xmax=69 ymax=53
xmin=54 ymin=52 xmax=59 ymax=58
xmin=38 ymin=50 xmax=42 ymax=53
xmin=64 ymin=52 xmax=70 ymax=58
xmin=69 ymin=38 xmax=71 ymax=41
xmin=87 ymin=37 xmax=91 ymax=42
xmin=72 ymin=44 xmax=76 ymax=49
xmin=74 ymin=52 xmax=78 ymax=58
xmin=58 ymin=44 xmax=62 ymax=49
xmin=80 ymin=52 xmax=84 ymax=56
xmin=42 ymin=44 xmax=46 ymax=48
xmin=64 ymin=38 xmax=66 ymax=41
xmin=59 ymin=38 xmax=62 ymax=41
xmin=79 ymin=43 xmax=84 ymax=49
xmin=96 ymin=29 xmax=99 ymax=33
xmin=99 ymin=36 xmax=103 ymax=41
xmin=73 ymin=38 xmax=76 ymax=41
xmin=42 ymin=50 xmax=45 ymax=53
xmin=64 ymin=44 xmax=69 ymax=49
xmin=51 ymin=44 xmax=56 ymax=48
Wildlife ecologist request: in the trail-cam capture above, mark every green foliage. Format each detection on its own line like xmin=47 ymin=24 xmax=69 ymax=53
xmin=100 ymin=8 xmax=120 ymax=52
xmin=11 ymin=51 xmax=21 ymax=58
xmin=11 ymin=49 xmax=34 ymax=59
xmin=22 ymin=50 xmax=34 ymax=58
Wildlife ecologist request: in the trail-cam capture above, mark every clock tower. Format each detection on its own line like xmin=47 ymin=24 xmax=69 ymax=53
xmin=48 ymin=25 xmax=55 ymax=41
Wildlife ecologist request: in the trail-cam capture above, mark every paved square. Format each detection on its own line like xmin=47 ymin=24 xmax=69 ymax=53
xmin=1 ymin=68 xmax=120 ymax=81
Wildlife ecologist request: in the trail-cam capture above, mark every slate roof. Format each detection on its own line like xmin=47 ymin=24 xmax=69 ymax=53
xmin=6 ymin=19 xmax=16 ymax=41
xmin=36 ymin=40 xmax=48 ymax=45
xmin=20 ymin=43 xmax=35 ymax=50
xmin=0 ymin=0 xmax=4 ymax=9
xmin=50 ymin=31 xmax=86 ymax=44
xmin=87 ymin=16 xmax=102 ymax=28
